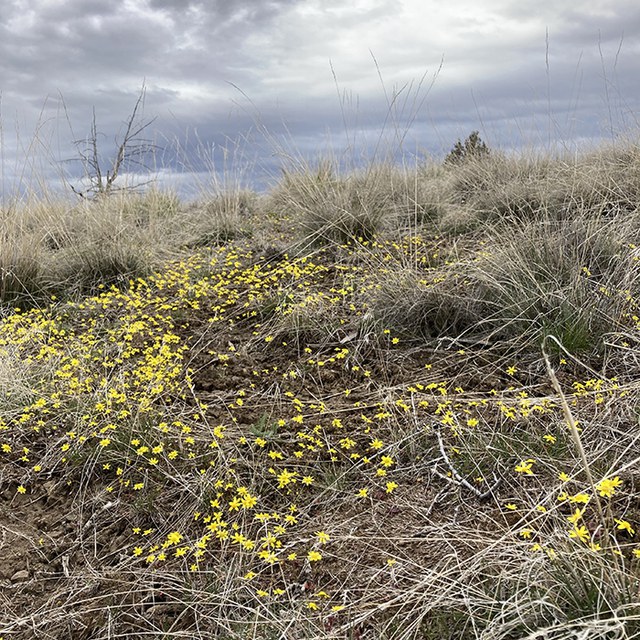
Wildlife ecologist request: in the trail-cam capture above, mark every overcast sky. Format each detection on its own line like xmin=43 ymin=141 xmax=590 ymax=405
xmin=2 ymin=0 xmax=640 ymax=200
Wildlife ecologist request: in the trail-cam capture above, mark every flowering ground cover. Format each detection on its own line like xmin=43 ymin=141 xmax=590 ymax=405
xmin=2 ymin=152 xmax=640 ymax=638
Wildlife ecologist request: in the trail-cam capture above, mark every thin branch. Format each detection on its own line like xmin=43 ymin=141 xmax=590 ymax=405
xmin=434 ymin=427 xmax=501 ymax=500
xmin=69 ymin=83 xmax=157 ymax=198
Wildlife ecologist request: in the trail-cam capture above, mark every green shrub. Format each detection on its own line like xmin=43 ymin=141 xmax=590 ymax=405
xmin=445 ymin=130 xmax=490 ymax=165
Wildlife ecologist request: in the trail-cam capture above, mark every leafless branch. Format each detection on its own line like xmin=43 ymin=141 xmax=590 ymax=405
xmin=71 ymin=84 xmax=158 ymax=198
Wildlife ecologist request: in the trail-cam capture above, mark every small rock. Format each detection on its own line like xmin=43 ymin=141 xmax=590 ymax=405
xmin=11 ymin=569 xmax=29 ymax=583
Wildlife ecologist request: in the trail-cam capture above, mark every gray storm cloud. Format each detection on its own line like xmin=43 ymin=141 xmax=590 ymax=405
xmin=1 ymin=0 xmax=639 ymax=199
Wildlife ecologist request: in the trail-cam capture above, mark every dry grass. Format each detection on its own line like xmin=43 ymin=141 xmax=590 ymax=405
xmin=0 ymin=188 xmax=262 ymax=305
xmin=1 ymin=141 xmax=640 ymax=639
xmin=266 ymin=160 xmax=451 ymax=249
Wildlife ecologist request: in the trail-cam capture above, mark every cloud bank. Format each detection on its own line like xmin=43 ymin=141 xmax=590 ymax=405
xmin=1 ymin=0 xmax=639 ymax=199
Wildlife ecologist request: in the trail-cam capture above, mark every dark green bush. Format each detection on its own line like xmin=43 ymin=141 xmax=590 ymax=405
xmin=445 ymin=131 xmax=490 ymax=165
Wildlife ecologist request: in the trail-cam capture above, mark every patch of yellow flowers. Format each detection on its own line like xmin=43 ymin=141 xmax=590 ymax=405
xmin=1 ymin=239 xmax=638 ymax=615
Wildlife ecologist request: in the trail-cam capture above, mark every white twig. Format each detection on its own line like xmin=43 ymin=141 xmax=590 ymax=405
xmin=435 ymin=428 xmax=501 ymax=499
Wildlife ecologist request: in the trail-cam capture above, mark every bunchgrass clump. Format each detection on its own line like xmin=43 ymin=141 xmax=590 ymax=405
xmin=268 ymin=161 xmax=449 ymax=247
xmin=473 ymin=211 xmax=640 ymax=351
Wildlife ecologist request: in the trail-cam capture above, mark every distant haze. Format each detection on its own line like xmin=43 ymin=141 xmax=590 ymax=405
xmin=2 ymin=0 xmax=639 ymax=200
